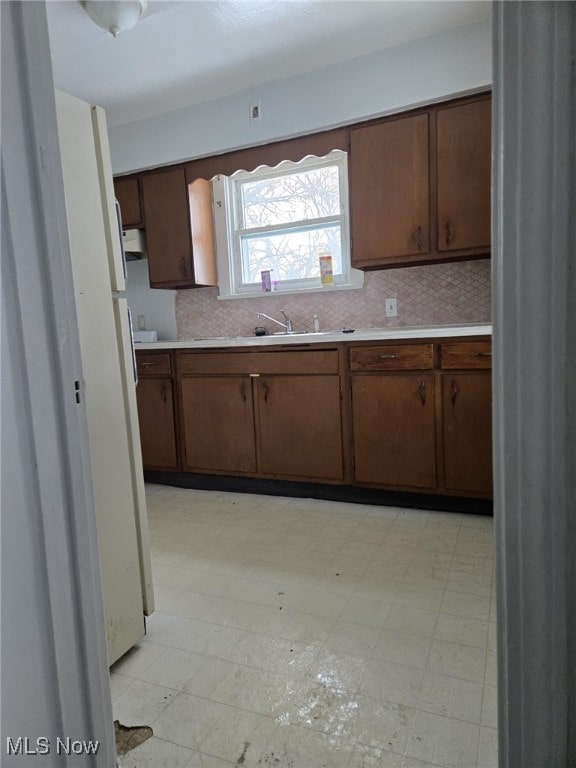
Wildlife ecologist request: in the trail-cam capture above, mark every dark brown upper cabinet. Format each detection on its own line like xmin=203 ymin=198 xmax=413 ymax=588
xmin=349 ymin=93 xmax=491 ymax=270
xmin=141 ymin=167 xmax=216 ymax=289
xmin=114 ymin=176 xmax=143 ymax=229
xmin=437 ymin=98 xmax=492 ymax=253
xmin=350 ymin=113 xmax=430 ymax=267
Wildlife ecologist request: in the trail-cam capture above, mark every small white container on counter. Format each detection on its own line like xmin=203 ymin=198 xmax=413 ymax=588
xmin=133 ymin=330 xmax=157 ymax=343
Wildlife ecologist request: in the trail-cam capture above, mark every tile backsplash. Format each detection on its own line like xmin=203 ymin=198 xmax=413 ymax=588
xmin=176 ymin=259 xmax=491 ymax=338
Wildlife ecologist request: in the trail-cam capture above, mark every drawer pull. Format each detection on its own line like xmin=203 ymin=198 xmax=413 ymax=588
xmin=450 ymin=379 xmax=459 ymax=405
xmin=379 ymin=354 xmax=399 ymax=359
xmin=141 ymin=361 xmax=158 ymax=367
xmin=475 ymin=351 xmax=492 ymax=358
xmin=418 ymin=381 xmax=426 ymax=405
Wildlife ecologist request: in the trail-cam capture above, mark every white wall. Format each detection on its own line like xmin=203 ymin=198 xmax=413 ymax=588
xmin=126 ymin=259 xmax=177 ymax=339
xmin=109 ymin=18 xmax=491 ymax=174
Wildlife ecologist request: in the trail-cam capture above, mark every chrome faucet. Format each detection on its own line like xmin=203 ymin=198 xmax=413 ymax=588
xmin=256 ymin=310 xmax=293 ymax=333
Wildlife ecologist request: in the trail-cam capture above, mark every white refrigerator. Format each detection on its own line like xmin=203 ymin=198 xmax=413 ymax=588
xmin=55 ymin=90 xmax=154 ymax=665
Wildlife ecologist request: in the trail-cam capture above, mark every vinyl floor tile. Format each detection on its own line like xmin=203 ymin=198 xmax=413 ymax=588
xmin=113 ymin=679 xmax=178 ymax=726
xmin=427 ymin=640 xmax=487 ymax=683
xmin=384 ymin=605 xmax=439 ymax=639
xmin=199 ymin=707 xmax=277 ymax=766
xmin=324 ymin=620 xmax=382 ymax=658
xmin=405 ymin=710 xmax=480 ymax=768
xmin=116 ymin=486 xmax=496 ymax=768
xmin=117 ymin=736 xmax=199 ymax=768
xmin=152 ymin=693 xmax=228 ymax=749
xmin=373 ymin=629 xmax=432 ymax=670
xmin=360 ymin=658 xmax=424 ymax=708
xmin=183 ymin=656 xmax=250 ymax=701
xmin=477 ymin=726 xmax=499 ymax=768
xmin=135 ymin=647 xmax=207 ymax=691
xmin=417 ymin=672 xmax=484 ymax=723
xmin=434 ymin=614 xmax=489 ymax=649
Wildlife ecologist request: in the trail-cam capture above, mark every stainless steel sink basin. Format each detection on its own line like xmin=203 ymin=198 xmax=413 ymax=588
xmin=187 ymin=331 xmax=335 ymax=342
xmin=271 ymin=331 xmax=331 ymax=337
xmin=191 ymin=336 xmax=233 ymax=341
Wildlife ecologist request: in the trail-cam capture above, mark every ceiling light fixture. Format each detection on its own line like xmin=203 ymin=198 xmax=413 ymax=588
xmin=81 ymin=0 xmax=149 ymax=38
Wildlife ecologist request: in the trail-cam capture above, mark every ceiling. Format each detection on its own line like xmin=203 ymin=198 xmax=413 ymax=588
xmin=47 ymin=0 xmax=491 ymax=127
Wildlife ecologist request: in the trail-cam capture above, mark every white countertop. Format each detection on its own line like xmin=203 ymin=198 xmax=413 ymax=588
xmin=135 ymin=323 xmax=491 ymax=350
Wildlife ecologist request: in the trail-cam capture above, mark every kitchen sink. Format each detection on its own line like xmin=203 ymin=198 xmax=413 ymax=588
xmin=271 ymin=331 xmax=331 ymax=337
xmin=187 ymin=331 xmax=336 ymax=343
xmin=191 ymin=336 xmax=234 ymax=341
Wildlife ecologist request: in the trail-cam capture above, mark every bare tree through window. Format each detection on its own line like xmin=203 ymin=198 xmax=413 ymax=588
xmin=237 ymin=164 xmax=343 ymax=283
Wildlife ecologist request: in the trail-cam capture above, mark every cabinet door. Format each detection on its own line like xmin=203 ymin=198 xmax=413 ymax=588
xmin=257 ymin=375 xmax=343 ymax=480
xmin=136 ymin=377 xmax=178 ymax=470
xmin=181 ymin=376 xmax=257 ymax=473
xmin=352 ymin=374 xmax=436 ymax=488
xmin=350 ymin=114 xmax=429 ymax=266
xmin=114 ymin=176 xmax=142 ymax=229
xmin=437 ymin=99 xmax=491 ymax=252
xmin=141 ymin=168 xmax=194 ymax=287
xmin=442 ymin=372 xmax=492 ymax=494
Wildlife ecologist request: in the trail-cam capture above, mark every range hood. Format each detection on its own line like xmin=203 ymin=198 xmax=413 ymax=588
xmin=123 ymin=228 xmax=146 ymax=260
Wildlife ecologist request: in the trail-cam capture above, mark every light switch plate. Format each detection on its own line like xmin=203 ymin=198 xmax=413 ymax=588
xmin=385 ymin=298 xmax=398 ymax=317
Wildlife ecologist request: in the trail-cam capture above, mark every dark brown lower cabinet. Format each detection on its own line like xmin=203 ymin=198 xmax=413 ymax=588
xmin=177 ymin=349 xmax=344 ymax=482
xmin=136 ymin=377 xmax=178 ymax=471
xmin=180 ymin=376 xmax=257 ymax=473
xmin=352 ymin=374 xmax=436 ymax=488
xmin=158 ymin=339 xmax=492 ymax=499
xmin=442 ymin=372 xmax=492 ymax=494
xmin=257 ymin=375 xmax=343 ymax=480
xmin=135 ymin=352 xmax=178 ymax=471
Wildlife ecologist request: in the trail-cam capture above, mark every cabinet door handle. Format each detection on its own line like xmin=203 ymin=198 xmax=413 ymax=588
xmin=475 ymin=351 xmax=492 ymax=358
xmin=379 ymin=354 xmax=399 ymax=359
xmin=262 ymin=381 xmax=270 ymax=403
xmin=445 ymin=221 xmax=454 ymax=246
xmin=413 ymin=225 xmax=423 ymax=250
xmin=450 ymin=379 xmax=459 ymax=405
xmin=179 ymin=256 xmax=189 ymax=278
xmin=161 ymin=383 xmax=167 ymax=404
xmin=418 ymin=380 xmax=426 ymax=405
xmin=240 ymin=381 xmax=247 ymax=402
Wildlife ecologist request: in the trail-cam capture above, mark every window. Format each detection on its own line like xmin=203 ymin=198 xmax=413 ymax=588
xmin=213 ymin=150 xmax=363 ymax=298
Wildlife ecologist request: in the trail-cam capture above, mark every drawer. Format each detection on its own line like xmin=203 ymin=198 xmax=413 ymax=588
xmin=441 ymin=341 xmax=492 ymax=369
xmin=136 ymin=352 xmax=172 ymax=376
xmin=178 ymin=349 xmax=339 ymax=376
xmin=350 ymin=343 xmax=434 ymax=371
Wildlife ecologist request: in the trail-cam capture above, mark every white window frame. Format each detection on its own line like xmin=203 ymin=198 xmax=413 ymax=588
xmin=212 ymin=150 xmax=363 ymax=299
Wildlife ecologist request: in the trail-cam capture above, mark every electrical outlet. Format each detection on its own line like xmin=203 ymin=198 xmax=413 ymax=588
xmin=249 ymin=99 xmax=261 ymax=122
xmin=137 ymin=314 xmax=146 ymax=330
xmin=385 ymin=298 xmax=398 ymax=318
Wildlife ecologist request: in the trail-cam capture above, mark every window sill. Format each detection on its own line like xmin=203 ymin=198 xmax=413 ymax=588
xmin=217 ymin=280 xmax=364 ymax=300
